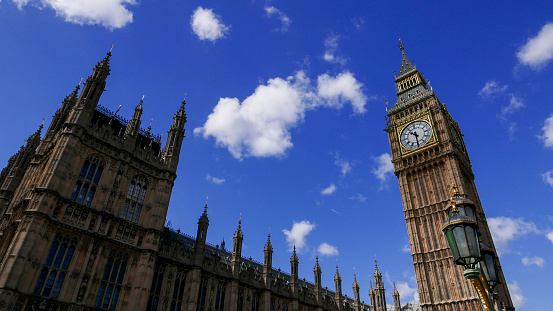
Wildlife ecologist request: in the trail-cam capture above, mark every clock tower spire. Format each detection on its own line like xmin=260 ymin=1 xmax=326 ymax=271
xmin=385 ymin=40 xmax=514 ymax=311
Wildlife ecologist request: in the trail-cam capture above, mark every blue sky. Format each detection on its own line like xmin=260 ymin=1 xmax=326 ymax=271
xmin=1 ymin=1 xmax=552 ymax=309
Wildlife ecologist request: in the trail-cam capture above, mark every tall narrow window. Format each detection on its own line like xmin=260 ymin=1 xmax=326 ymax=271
xmin=95 ymin=252 xmax=127 ymax=310
xmin=34 ymin=233 xmax=77 ymax=298
xmin=121 ymin=177 xmax=147 ymax=224
xmin=71 ymin=156 xmax=103 ymax=206
xmin=214 ymin=283 xmax=225 ymax=311
xmin=197 ymin=280 xmax=208 ymax=311
xmin=147 ymin=268 xmax=165 ymax=311
xmin=170 ymin=272 xmax=187 ymax=311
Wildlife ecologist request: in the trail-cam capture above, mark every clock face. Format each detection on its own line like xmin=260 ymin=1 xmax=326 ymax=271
xmin=400 ymin=120 xmax=433 ymax=150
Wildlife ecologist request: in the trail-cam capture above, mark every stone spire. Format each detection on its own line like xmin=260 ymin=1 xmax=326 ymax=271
xmin=353 ymin=271 xmax=361 ymax=311
xmin=263 ymin=232 xmax=273 ymax=287
xmin=125 ymin=96 xmax=144 ymax=138
xmin=163 ymin=97 xmax=187 ymax=172
xmin=231 ymin=215 xmax=243 ymax=275
xmin=396 ymin=39 xmax=416 ymax=78
xmin=393 ymin=282 xmax=401 ymax=310
xmin=78 ymin=49 xmax=111 ymax=106
xmin=290 ymin=245 xmax=299 ymax=294
xmin=314 ymin=256 xmax=322 ymax=304
xmin=0 ymin=125 xmax=43 ymax=212
xmin=373 ymin=260 xmax=387 ymax=311
xmin=194 ymin=202 xmax=209 ymax=265
xmin=334 ymin=263 xmax=343 ymax=310
xmin=369 ymin=281 xmax=375 ymax=311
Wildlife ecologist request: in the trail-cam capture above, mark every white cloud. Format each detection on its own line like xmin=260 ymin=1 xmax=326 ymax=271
xmin=323 ymin=34 xmax=347 ymax=66
xmin=488 ymin=217 xmax=539 ymax=255
xmin=542 ymin=170 xmax=553 ymax=188
xmin=539 ymin=114 xmax=553 ymax=148
xmin=206 ymin=174 xmax=225 ymax=184
xmin=282 ymin=220 xmax=315 ymax=252
xmin=546 ymin=231 xmax=553 ymax=244
xmin=517 ymin=22 xmax=553 ymax=69
xmin=508 ymin=281 xmax=526 ymax=309
xmin=396 ymin=282 xmax=418 ymax=303
xmin=348 ymin=193 xmax=367 ymax=202
xmin=195 ymin=71 xmax=369 ymax=159
xmin=478 ymin=80 xmax=508 ymax=99
xmin=521 ymin=256 xmax=545 ymax=267
xmin=498 ymin=94 xmax=524 ymax=120
xmin=317 ymin=242 xmax=338 ymax=256
xmin=321 ymin=184 xmax=336 ymax=195
xmin=264 ymin=6 xmax=290 ymax=32
xmin=12 ymin=0 xmax=136 ymax=29
xmin=317 ymin=71 xmax=367 ymax=114
xmin=401 ymin=242 xmax=411 ymax=253
xmin=351 ymin=17 xmax=365 ymax=30
xmin=373 ymin=153 xmax=394 ymax=182
xmin=191 ymin=7 xmax=229 ymax=42
xmin=508 ymin=122 xmax=518 ymax=141
xmin=333 ymin=154 xmax=352 ymax=177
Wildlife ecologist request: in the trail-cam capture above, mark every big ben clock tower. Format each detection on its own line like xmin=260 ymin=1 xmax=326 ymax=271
xmin=385 ymin=40 xmax=514 ymax=311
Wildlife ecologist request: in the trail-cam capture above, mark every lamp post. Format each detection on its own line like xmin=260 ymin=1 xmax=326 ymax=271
xmin=442 ymin=185 xmax=500 ymax=311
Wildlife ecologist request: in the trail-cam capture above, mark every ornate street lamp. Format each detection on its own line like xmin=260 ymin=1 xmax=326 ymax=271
xmin=442 ymin=185 xmax=496 ymax=311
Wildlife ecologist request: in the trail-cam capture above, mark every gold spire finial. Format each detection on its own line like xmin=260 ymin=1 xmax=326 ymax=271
xmin=79 ymin=77 xmax=83 ymax=87
xmin=451 ymin=184 xmax=459 ymax=196
xmin=110 ymin=44 xmax=114 ymax=52
xmin=398 ymin=38 xmax=405 ymax=51
xmin=142 ymin=94 xmax=145 ymax=101
xmin=42 ymin=118 xmax=46 ymax=126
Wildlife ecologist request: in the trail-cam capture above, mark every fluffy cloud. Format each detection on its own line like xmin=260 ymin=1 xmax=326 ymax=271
xmin=323 ymin=34 xmax=347 ymax=66
xmin=195 ymin=71 xmax=368 ymax=159
xmin=191 ymin=7 xmax=229 ymax=42
xmin=264 ymin=6 xmax=290 ymax=32
xmin=488 ymin=217 xmax=539 ymax=255
xmin=478 ymin=80 xmax=508 ymax=99
xmin=521 ymin=256 xmax=545 ymax=267
xmin=373 ymin=153 xmax=394 ymax=182
xmin=206 ymin=174 xmax=225 ymax=184
xmin=517 ymin=22 xmax=553 ymax=69
xmin=282 ymin=221 xmax=315 ymax=252
xmin=542 ymin=170 xmax=553 ymax=188
xmin=547 ymin=231 xmax=553 ymax=244
xmin=333 ymin=153 xmax=352 ymax=177
xmin=12 ymin=0 xmax=136 ymax=29
xmin=539 ymin=114 xmax=553 ymax=148
xmin=317 ymin=242 xmax=338 ymax=256
xmin=508 ymin=281 xmax=526 ymax=309
xmin=317 ymin=71 xmax=367 ymax=114
xmin=321 ymin=184 xmax=336 ymax=195
xmin=498 ymin=95 xmax=524 ymax=120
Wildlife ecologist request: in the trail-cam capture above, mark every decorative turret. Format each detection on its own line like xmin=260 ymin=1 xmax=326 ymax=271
xmin=263 ymin=232 xmax=273 ymax=287
xmin=0 ymin=125 xmax=42 ymax=212
xmin=372 ymin=260 xmax=387 ymax=311
xmin=43 ymin=82 xmax=80 ymax=143
xmin=78 ymin=49 xmax=111 ymax=106
xmin=353 ymin=272 xmax=361 ymax=311
xmin=334 ymin=264 xmax=343 ymax=310
xmin=67 ymin=49 xmax=112 ymax=126
xmin=290 ymin=245 xmax=299 ymax=293
xmin=124 ymin=96 xmax=144 ymax=138
xmin=369 ymin=281 xmax=375 ymax=311
xmin=393 ymin=282 xmax=401 ymax=310
xmin=194 ymin=202 xmax=209 ymax=265
xmin=231 ymin=216 xmax=243 ymax=275
xmin=314 ymin=256 xmax=322 ymax=304
xmin=163 ymin=98 xmax=187 ymax=172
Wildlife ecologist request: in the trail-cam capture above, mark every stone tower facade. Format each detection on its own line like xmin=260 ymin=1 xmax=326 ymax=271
xmin=0 ymin=50 xmax=186 ymax=310
xmin=0 ymin=51 xmax=386 ymax=311
xmin=385 ymin=41 xmax=514 ymax=310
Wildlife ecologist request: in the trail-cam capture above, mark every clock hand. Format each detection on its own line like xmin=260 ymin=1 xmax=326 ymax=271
xmin=410 ymin=131 xmax=420 ymax=147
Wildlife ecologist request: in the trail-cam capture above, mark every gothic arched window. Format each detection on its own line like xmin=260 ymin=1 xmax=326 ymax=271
xmin=120 ymin=176 xmax=147 ymax=223
xmin=70 ymin=156 xmax=104 ymax=206
xmin=95 ymin=252 xmax=128 ymax=310
xmin=33 ymin=233 xmax=77 ymax=298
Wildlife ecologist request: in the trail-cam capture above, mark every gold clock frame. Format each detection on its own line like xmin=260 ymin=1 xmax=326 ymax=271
xmin=395 ymin=113 xmax=438 ymax=157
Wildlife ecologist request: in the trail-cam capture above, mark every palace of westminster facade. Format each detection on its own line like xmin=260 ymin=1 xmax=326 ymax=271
xmin=0 ymin=44 xmax=513 ymax=311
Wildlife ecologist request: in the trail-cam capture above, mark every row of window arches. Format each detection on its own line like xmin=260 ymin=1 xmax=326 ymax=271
xmin=70 ymin=155 xmax=149 ymax=224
